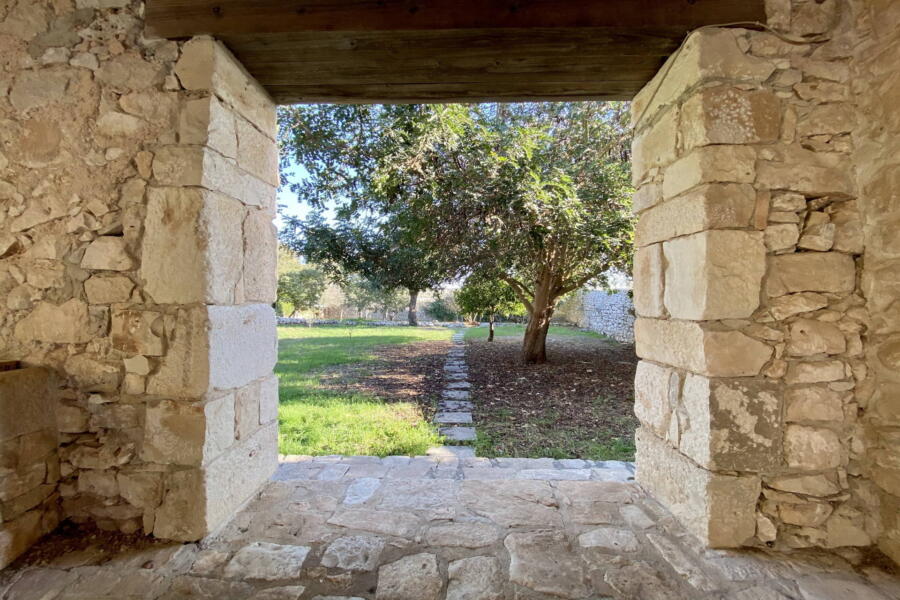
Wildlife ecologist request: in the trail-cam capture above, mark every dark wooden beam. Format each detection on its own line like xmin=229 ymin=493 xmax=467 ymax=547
xmin=146 ymin=0 xmax=766 ymax=38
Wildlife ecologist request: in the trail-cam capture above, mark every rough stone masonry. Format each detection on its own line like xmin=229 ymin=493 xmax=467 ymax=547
xmin=0 ymin=0 xmax=280 ymax=567
xmin=630 ymin=0 xmax=900 ymax=562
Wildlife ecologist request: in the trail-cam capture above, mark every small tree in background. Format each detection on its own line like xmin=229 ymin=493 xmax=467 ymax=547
xmin=277 ymin=267 xmax=328 ymax=318
xmin=455 ymin=275 xmax=522 ymax=341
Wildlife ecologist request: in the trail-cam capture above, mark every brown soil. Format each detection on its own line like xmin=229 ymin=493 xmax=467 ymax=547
xmin=466 ymin=334 xmax=639 ymax=460
xmin=316 ymin=339 xmax=451 ymax=420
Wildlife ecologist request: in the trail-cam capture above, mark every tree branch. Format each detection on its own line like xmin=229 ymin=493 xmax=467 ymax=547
xmin=500 ymin=274 xmax=534 ymax=314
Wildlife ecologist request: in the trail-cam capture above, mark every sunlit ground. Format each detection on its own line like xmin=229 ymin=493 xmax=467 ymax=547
xmin=276 ymin=325 xmax=451 ymax=456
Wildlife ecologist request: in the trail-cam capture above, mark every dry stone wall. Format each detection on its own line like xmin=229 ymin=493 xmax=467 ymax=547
xmin=575 ymin=290 xmax=635 ymax=343
xmin=631 ymin=0 xmax=880 ymax=551
xmin=0 ymin=0 xmax=279 ymax=566
xmin=850 ymin=0 xmax=900 ymax=565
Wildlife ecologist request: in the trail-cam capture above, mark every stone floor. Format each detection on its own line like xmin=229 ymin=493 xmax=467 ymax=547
xmin=3 ymin=456 xmax=899 ymax=600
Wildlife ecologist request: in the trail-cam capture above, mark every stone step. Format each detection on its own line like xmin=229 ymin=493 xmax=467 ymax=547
xmin=445 ymin=372 xmax=467 ymax=380
xmin=439 ymin=400 xmax=474 ymax=412
xmin=442 ymin=390 xmax=470 ymax=400
xmin=440 ymin=426 xmax=476 ymax=442
xmin=427 ymin=445 xmax=475 ymax=458
xmin=435 ymin=412 xmax=472 ymax=424
xmin=445 ymin=381 xmax=470 ymax=389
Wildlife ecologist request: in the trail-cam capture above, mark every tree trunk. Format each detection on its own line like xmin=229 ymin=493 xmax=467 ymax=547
xmin=522 ymin=275 xmax=557 ymax=364
xmin=407 ymin=289 xmax=419 ymax=326
xmin=488 ymin=314 xmax=495 ymax=342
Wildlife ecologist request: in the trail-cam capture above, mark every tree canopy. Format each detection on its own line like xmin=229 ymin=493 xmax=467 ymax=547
xmin=279 ymin=101 xmax=633 ymax=361
xmin=455 ymin=274 xmax=523 ymax=341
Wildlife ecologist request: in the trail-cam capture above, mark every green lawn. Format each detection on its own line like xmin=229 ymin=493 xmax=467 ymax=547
xmin=276 ymin=325 xmax=451 ymax=456
xmin=463 ymin=324 xmax=607 ymax=341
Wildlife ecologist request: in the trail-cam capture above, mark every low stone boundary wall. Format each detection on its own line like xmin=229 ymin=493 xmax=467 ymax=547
xmin=577 ymin=290 xmax=635 ymax=343
xmin=276 ymin=318 xmax=465 ymax=327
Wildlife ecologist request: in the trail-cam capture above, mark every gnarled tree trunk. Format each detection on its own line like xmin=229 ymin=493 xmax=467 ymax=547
xmin=521 ymin=273 xmax=558 ymax=364
xmin=407 ymin=289 xmax=419 ymax=326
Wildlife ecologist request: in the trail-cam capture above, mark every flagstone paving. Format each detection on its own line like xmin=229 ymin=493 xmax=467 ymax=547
xmin=3 ymin=458 xmax=898 ymax=600
xmin=432 ymin=331 xmax=477 ymax=447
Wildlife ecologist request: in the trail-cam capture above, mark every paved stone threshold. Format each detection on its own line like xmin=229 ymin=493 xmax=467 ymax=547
xmin=4 ymin=458 xmax=897 ymax=600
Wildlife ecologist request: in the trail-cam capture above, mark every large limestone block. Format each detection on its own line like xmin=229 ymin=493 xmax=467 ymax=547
xmin=236 ymin=117 xmax=279 ymax=187
xmin=662 ymin=146 xmax=756 ymax=200
xmin=766 ymin=253 xmax=856 ymax=296
xmin=0 ymin=368 xmax=55 ymax=442
xmin=80 ymin=236 xmax=135 ymax=271
xmin=146 ymin=307 xmax=210 ymax=398
xmin=242 ymin=210 xmax=278 ymax=303
xmin=632 ymin=29 xmax=775 ymax=128
xmin=174 ymin=37 xmax=276 ymax=136
xmin=110 ymin=309 xmax=165 ymax=356
xmin=786 ymin=318 xmax=846 ymax=356
xmin=681 ymin=86 xmax=780 ymax=151
xmin=152 ymin=145 xmax=276 ymax=209
xmin=632 ymin=244 xmax=665 ymax=318
xmin=783 ymin=424 xmax=843 ymax=469
xmin=756 ymin=145 xmax=855 ymax=198
xmin=632 ymin=106 xmax=677 ymax=185
xmin=636 ymin=183 xmax=755 ymax=247
xmin=785 ymin=386 xmax=844 ymax=422
xmin=678 ymin=375 xmax=782 ymax=471
xmin=143 ymin=395 xmax=235 ymax=466
xmin=141 ymin=187 xmax=243 ymax=305
xmin=635 ymin=318 xmax=772 ymax=377
xmin=207 ymin=304 xmax=277 ymax=390
xmin=178 ymin=95 xmax=237 ymax=158
xmin=154 ymin=423 xmax=277 ymax=541
xmin=663 ymin=230 xmax=766 ymax=320
xmin=14 ymin=299 xmax=106 ymax=344
xmin=635 ymin=428 xmax=760 ymax=547
xmin=633 ymin=361 xmax=678 ymax=436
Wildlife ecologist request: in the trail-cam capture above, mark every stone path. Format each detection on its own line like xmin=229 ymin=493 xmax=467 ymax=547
xmin=430 ymin=330 xmax=476 ymax=457
xmin=4 ymin=457 xmax=898 ymax=600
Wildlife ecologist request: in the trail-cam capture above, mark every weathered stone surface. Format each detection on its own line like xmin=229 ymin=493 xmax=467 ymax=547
xmin=179 ymin=95 xmax=237 ymax=157
xmin=785 ymin=387 xmax=844 ymax=422
xmin=327 ymin=509 xmax=421 ymax=538
xmin=343 ymin=478 xmax=380 ymax=505
xmin=632 ymin=29 xmax=776 ymax=128
xmin=767 ymin=253 xmax=856 ymax=297
xmin=633 ymin=361 xmax=678 ymax=437
xmin=223 ymin=542 xmax=310 ymax=581
xmin=578 ymin=526 xmax=639 ymax=552
xmin=0 ymin=368 xmax=55 ymax=442
xmin=425 ymin=522 xmax=499 ymax=548
xmin=662 ymin=146 xmax=756 ymax=200
xmin=663 ymin=230 xmax=766 ymax=320
xmin=766 ymin=474 xmax=840 ymax=497
xmin=633 ymin=243 xmax=665 ymax=318
xmin=251 ymin=587 xmax=307 ymax=600
xmin=604 ymin=561 xmax=683 ymax=600
xmin=756 ymin=146 xmax=855 ymax=198
xmin=236 ymin=117 xmax=279 ymax=187
xmin=243 ymin=210 xmax=278 ymax=303
xmin=765 ymin=223 xmax=800 ymax=253
xmin=80 ymin=236 xmax=135 ymax=271
xmin=636 ymin=184 xmax=755 ymax=247
xmin=141 ymin=187 xmax=244 ymax=304
xmin=143 ymin=395 xmax=234 ymax=466
xmin=146 ymin=307 xmax=209 ymax=398
xmin=505 ymin=530 xmax=587 ymax=598
xmin=321 ymin=536 xmax=384 ymax=571
xmin=779 ymin=502 xmax=833 ymax=527
xmin=84 ymin=275 xmax=135 ymax=304
xmin=785 ymin=360 xmax=846 ymax=384
xmin=208 ymin=304 xmax=277 ymax=390
xmin=681 ymin=86 xmax=780 ymax=150
xmin=636 ymin=428 xmax=760 ymax=547
xmin=447 ymin=556 xmax=503 ymax=600
xmin=635 ymin=318 xmax=773 ymax=377
xmin=461 ymin=480 xmax=561 ymax=527
xmin=784 ymin=425 xmax=843 ymax=470
xmin=679 ymin=376 xmax=782 ymax=472
xmin=632 ymin=106 xmax=677 ymax=183
xmin=767 ymin=292 xmax=829 ymax=320
xmin=376 ymin=553 xmax=442 ymax=600
xmin=111 ymin=309 xmax=165 ymax=356
xmin=117 ymin=472 xmax=163 ymax=509
xmin=64 ymin=355 xmax=121 ymax=393
xmin=787 ymin=319 xmax=846 ymax=356
xmin=796 ymin=577 xmax=891 ymax=600
xmin=14 ymin=299 xmax=104 ymax=344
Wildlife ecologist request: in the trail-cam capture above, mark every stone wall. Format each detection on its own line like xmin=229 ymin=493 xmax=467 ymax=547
xmin=575 ymin=290 xmax=635 ymax=343
xmin=0 ymin=0 xmax=279 ymax=565
xmin=851 ymin=0 xmax=900 ymax=564
xmin=631 ymin=0 xmax=880 ymax=551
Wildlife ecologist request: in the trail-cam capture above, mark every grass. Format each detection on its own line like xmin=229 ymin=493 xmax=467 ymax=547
xmin=462 ymin=324 xmax=607 ymax=341
xmin=473 ymin=428 xmax=636 ymax=461
xmin=276 ymin=325 xmax=451 ymax=456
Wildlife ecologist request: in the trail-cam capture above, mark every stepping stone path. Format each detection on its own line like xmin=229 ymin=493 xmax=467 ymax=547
xmin=431 ymin=330 xmax=476 ymax=457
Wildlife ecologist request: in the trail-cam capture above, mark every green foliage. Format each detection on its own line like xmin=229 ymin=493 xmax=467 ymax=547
xmin=454 ymin=274 xmax=522 ymax=322
xmin=277 ymin=266 xmax=327 ymax=317
xmin=425 ymin=296 xmax=458 ymax=321
xmin=276 ymin=325 xmax=451 ymax=455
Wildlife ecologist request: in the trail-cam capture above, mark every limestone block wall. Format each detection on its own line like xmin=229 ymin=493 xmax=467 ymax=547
xmin=631 ymin=1 xmax=879 ymax=551
xmin=0 ymin=0 xmax=279 ymax=562
xmin=851 ymin=0 xmax=900 ymax=564
xmin=0 ymin=368 xmax=60 ymax=567
xmin=577 ymin=290 xmax=635 ymax=343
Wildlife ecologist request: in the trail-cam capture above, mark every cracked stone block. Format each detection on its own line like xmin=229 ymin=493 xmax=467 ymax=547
xmin=223 ymin=542 xmax=310 ymax=581
xmin=441 ymin=427 xmax=476 ymax=441
xmin=435 ymin=412 xmax=473 ymax=424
